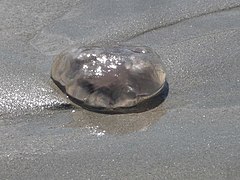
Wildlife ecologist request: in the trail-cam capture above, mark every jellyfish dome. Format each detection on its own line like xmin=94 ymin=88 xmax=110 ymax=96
xmin=51 ymin=45 xmax=167 ymax=113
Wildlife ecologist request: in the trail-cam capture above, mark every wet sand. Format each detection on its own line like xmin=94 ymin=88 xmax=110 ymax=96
xmin=1 ymin=0 xmax=240 ymax=179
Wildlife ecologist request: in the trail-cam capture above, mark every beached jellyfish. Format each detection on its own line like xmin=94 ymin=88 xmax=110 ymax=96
xmin=51 ymin=45 xmax=168 ymax=113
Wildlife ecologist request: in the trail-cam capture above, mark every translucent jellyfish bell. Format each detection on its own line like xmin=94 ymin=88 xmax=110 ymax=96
xmin=51 ymin=45 xmax=168 ymax=113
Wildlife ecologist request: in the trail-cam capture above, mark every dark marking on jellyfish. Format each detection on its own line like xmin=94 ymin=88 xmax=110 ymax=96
xmin=79 ymin=80 xmax=95 ymax=94
xmin=51 ymin=75 xmax=169 ymax=114
xmin=70 ymin=81 xmax=169 ymax=114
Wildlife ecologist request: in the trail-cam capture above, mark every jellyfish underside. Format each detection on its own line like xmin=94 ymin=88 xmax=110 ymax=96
xmin=51 ymin=45 xmax=167 ymax=113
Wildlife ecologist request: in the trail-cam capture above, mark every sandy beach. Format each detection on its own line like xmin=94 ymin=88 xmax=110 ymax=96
xmin=1 ymin=0 xmax=240 ymax=179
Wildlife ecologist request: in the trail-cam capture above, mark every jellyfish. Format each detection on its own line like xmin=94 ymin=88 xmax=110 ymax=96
xmin=51 ymin=45 xmax=167 ymax=113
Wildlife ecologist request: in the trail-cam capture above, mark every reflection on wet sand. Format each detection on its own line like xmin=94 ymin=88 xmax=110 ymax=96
xmin=64 ymin=106 xmax=166 ymax=135
xmin=63 ymin=82 xmax=168 ymax=135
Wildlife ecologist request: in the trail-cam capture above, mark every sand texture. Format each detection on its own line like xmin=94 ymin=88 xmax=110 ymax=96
xmin=0 ymin=0 xmax=240 ymax=179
